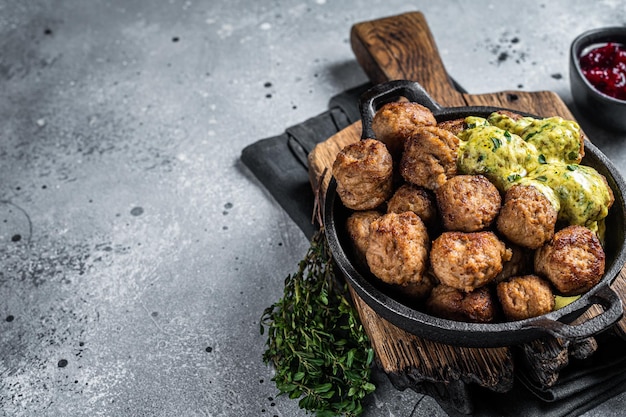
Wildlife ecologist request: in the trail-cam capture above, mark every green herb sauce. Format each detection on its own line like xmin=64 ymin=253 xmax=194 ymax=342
xmin=458 ymin=124 xmax=539 ymax=191
xmin=457 ymin=113 xmax=611 ymax=232
xmin=488 ymin=112 xmax=582 ymax=163
xmin=525 ymin=162 xmax=612 ymax=232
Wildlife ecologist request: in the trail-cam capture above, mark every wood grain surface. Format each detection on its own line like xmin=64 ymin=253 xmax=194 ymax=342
xmin=307 ymin=11 xmax=626 ymax=396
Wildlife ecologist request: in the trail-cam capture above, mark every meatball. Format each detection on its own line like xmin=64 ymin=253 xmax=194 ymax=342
xmin=366 ymin=212 xmax=430 ymax=288
xmin=436 ymin=174 xmax=501 ymax=232
xmin=372 ymin=101 xmax=437 ymax=160
xmin=497 ymin=184 xmax=558 ymax=249
xmin=430 ymin=231 xmax=512 ymax=292
xmin=494 ymin=244 xmax=533 ymax=284
xmin=437 ymin=118 xmax=468 ymax=136
xmin=332 ymin=138 xmax=393 ymax=210
xmin=426 ymin=284 xmax=497 ymax=323
xmin=534 ymin=225 xmax=605 ymax=296
xmin=487 ymin=110 xmax=525 ymax=130
xmin=497 ymin=275 xmax=555 ymax=321
xmin=400 ymin=271 xmax=436 ymax=300
xmin=400 ymin=126 xmax=460 ymax=190
xmin=386 ymin=184 xmax=438 ymax=228
xmin=345 ymin=210 xmax=381 ymax=263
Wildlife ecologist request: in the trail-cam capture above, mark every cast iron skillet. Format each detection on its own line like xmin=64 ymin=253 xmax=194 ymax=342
xmin=324 ymin=79 xmax=626 ymax=348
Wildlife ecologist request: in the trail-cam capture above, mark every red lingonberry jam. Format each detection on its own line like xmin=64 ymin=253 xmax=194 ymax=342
xmin=579 ymin=42 xmax=626 ymax=101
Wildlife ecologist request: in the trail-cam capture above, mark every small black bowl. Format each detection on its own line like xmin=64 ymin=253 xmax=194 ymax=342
xmin=570 ymin=27 xmax=626 ymax=131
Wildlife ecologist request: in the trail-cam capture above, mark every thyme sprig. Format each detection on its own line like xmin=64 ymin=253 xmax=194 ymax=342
xmin=260 ymin=228 xmax=375 ymax=416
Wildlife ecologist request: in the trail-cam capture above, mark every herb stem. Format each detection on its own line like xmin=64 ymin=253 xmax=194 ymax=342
xmin=261 ymin=228 xmax=375 ymax=416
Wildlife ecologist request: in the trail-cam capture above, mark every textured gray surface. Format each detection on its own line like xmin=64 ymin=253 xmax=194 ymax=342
xmin=1 ymin=1 xmax=626 ymax=416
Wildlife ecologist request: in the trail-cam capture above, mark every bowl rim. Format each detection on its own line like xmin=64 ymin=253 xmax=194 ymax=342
xmin=570 ymin=26 xmax=626 ymax=105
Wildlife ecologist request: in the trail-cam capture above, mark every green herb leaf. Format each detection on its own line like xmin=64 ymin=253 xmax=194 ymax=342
xmin=491 ymin=137 xmax=502 ymax=151
xmin=261 ymin=228 xmax=375 ymax=416
xmin=507 ymin=173 xmax=521 ymax=182
xmin=315 ymin=383 xmax=334 ymax=393
xmin=525 ymin=131 xmax=538 ymax=141
xmin=538 ymin=154 xmax=547 ymax=164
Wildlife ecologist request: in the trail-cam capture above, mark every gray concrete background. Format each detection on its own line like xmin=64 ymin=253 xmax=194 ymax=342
xmin=1 ymin=1 xmax=625 ymax=416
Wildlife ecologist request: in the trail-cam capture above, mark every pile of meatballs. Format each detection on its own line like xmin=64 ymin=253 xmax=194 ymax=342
xmin=332 ymin=101 xmax=610 ymax=323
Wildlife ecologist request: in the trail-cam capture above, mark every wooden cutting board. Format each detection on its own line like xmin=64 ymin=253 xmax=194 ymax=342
xmin=307 ymin=11 xmax=626 ymax=412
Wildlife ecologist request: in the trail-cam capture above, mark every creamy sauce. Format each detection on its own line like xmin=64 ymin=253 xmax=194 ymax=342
xmin=457 ymin=123 xmax=540 ymax=191
xmin=516 ymin=177 xmax=561 ymax=212
xmin=554 ymin=294 xmax=581 ymax=310
xmin=457 ymin=113 xmax=611 ymax=232
xmin=524 ymin=163 xmax=612 ymax=232
xmin=487 ymin=112 xmax=582 ymax=163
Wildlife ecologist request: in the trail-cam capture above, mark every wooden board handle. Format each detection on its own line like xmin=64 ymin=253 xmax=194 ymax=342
xmin=350 ymin=11 xmax=573 ymax=119
xmin=351 ymin=11 xmax=466 ymax=107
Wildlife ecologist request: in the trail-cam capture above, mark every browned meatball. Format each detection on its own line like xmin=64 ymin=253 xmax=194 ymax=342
xmin=400 ymin=126 xmax=460 ymax=190
xmin=497 ymin=275 xmax=555 ymax=321
xmin=345 ymin=210 xmax=381 ymax=262
xmin=426 ymin=284 xmax=497 ymax=323
xmin=430 ymin=231 xmax=512 ymax=292
xmin=400 ymin=271 xmax=436 ymax=300
xmin=366 ymin=212 xmax=430 ymax=288
xmin=494 ymin=244 xmax=533 ymax=284
xmin=497 ymin=184 xmax=558 ymax=249
xmin=437 ymin=118 xmax=468 ymax=136
xmin=534 ymin=225 xmax=605 ymax=296
xmin=491 ymin=110 xmax=524 ymax=123
xmin=386 ymin=184 xmax=438 ymax=228
xmin=333 ymin=138 xmax=393 ymax=210
xmin=436 ymin=175 xmax=501 ymax=232
xmin=372 ymin=101 xmax=437 ymax=160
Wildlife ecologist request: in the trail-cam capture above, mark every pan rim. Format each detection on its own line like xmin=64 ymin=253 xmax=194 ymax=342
xmin=324 ymin=103 xmax=626 ymax=347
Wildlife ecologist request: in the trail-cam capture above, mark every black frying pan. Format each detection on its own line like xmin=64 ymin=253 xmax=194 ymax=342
xmin=324 ymin=80 xmax=626 ymax=348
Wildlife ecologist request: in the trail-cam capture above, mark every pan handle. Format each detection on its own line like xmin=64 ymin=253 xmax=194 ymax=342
xmin=359 ymin=80 xmax=444 ymax=140
xmin=524 ymin=284 xmax=623 ymax=341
